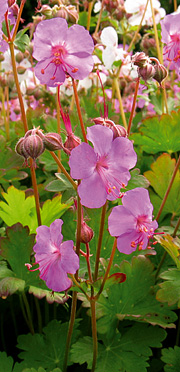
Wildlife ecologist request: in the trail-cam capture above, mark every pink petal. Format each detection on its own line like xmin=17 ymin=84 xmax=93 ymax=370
xmin=87 ymin=125 xmax=113 ymax=156
xmin=50 ymin=219 xmax=63 ymax=248
xmin=110 ymin=137 xmax=137 ymax=169
xmin=34 ymin=59 xmax=66 ymax=87
xmin=78 ymin=172 xmax=107 ymax=208
xmin=69 ymin=143 xmax=96 ymax=179
xmin=108 ymin=205 xmax=136 ymax=237
xmin=60 ymin=241 xmax=79 ymax=274
xmin=65 ymin=25 xmax=94 ymax=55
xmin=116 ymin=231 xmax=142 ymax=254
xmin=122 ymin=188 xmax=153 ymax=218
xmin=43 ymin=260 xmax=72 ymax=292
xmin=64 ymin=54 xmax=94 ymax=80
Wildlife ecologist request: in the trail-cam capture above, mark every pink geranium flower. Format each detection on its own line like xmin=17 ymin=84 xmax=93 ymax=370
xmin=161 ymin=13 xmax=180 ymax=70
xmin=69 ymin=125 xmax=137 ymax=208
xmin=33 ymin=219 xmax=79 ymax=292
xmin=33 ymin=18 xmax=94 ymax=87
xmin=0 ymin=0 xmax=8 ymax=21
xmin=108 ymin=188 xmax=158 ymax=254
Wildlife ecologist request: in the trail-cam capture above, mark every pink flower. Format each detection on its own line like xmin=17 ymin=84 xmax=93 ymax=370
xmin=69 ymin=125 xmax=137 ymax=208
xmin=33 ymin=18 xmax=94 ymax=87
xmin=108 ymin=188 xmax=158 ymax=254
xmin=33 ymin=219 xmax=79 ymax=292
xmin=0 ymin=0 xmax=8 ymax=21
xmin=161 ymin=13 xmax=180 ymax=70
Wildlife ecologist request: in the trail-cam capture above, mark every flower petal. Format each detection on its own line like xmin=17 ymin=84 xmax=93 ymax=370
xmin=122 ymin=188 xmax=154 ymax=218
xmin=60 ymin=241 xmax=79 ymax=273
xmin=87 ymin=125 xmax=113 ymax=156
xmin=34 ymin=59 xmax=66 ymax=87
xmin=69 ymin=142 xmax=97 ymax=179
xmin=78 ymin=172 xmax=107 ymax=208
xmin=50 ymin=219 xmax=63 ymax=248
xmin=108 ymin=205 xmax=136 ymax=237
xmin=66 ymin=24 xmax=94 ymax=54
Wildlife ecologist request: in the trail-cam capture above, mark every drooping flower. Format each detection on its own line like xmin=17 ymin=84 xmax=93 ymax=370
xmin=108 ymin=188 xmax=158 ymax=254
xmin=33 ymin=18 xmax=94 ymax=87
xmin=32 ymin=219 xmax=79 ymax=292
xmin=160 ymin=13 xmax=180 ymax=71
xmin=69 ymin=125 xmax=137 ymax=208
xmin=124 ymin=0 xmax=165 ymax=26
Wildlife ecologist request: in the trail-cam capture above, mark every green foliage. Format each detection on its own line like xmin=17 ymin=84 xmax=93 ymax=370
xmin=71 ymin=324 xmax=166 ymax=372
xmin=130 ymin=111 xmax=180 ymax=154
xmin=161 ymin=346 xmax=180 ymax=372
xmin=125 ymin=168 xmax=150 ymax=190
xmin=0 ymin=136 xmax=27 ymax=189
xmin=17 ymin=320 xmax=80 ymax=371
xmin=0 ymin=186 xmax=70 ymax=233
xmin=14 ymin=29 xmax=30 ymax=53
xmin=155 ymin=234 xmax=180 ymax=269
xmin=156 ymin=268 xmax=180 ymax=307
xmin=144 ymin=154 xmax=180 ymax=218
xmin=95 ymin=256 xmax=176 ymax=336
xmin=0 ymin=351 xmax=14 ymax=372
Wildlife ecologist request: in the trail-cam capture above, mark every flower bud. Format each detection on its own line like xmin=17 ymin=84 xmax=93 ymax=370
xmin=23 ymin=134 xmax=45 ymax=160
xmin=80 ymin=221 xmax=94 ymax=244
xmin=15 ymin=137 xmax=29 ymax=160
xmin=43 ymin=132 xmax=63 ymax=151
xmin=24 ymin=128 xmax=44 ymax=140
xmin=132 ymin=52 xmax=150 ymax=68
xmin=138 ymin=63 xmax=155 ymax=82
xmin=153 ymin=63 xmax=168 ymax=86
xmin=39 ymin=5 xmax=53 ymax=17
xmin=93 ymin=117 xmax=127 ymax=139
xmin=0 ymin=54 xmax=5 ymax=62
xmin=64 ymin=133 xmax=81 ymax=152
xmin=17 ymin=65 xmax=26 ymax=75
xmin=15 ymin=51 xmax=24 ymax=64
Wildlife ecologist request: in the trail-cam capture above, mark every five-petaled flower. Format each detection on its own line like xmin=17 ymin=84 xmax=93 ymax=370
xmin=108 ymin=188 xmax=158 ymax=254
xmin=160 ymin=12 xmax=180 ymax=71
xmin=69 ymin=125 xmax=137 ymax=208
xmin=32 ymin=219 xmax=79 ymax=292
xmin=33 ymin=18 xmax=94 ymax=87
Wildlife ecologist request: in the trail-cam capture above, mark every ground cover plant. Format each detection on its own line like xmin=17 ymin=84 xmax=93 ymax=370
xmin=0 ymin=0 xmax=180 ymax=371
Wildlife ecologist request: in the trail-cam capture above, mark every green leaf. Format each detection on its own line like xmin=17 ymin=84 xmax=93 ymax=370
xmin=17 ymin=320 xmax=80 ymax=371
xmin=0 ymin=351 xmax=13 ymax=372
xmin=29 ymin=286 xmax=69 ymax=304
xmin=0 ymin=186 xmax=70 ymax=234
xmin=156 ymin=268 xmax=180 ymax=307
xmin=130 ymin=111 xmax=180 ymax=154
xmin=125 ymin=168 xmax=150 ymax=190
xmin=71 ymin=324 xmax=166 ymax=372
xmin=45 ymin=173 xmax=75 ymax=192
xmin=144 ymin=154 xmax=180 ymax=217
xmin=96 ymin=256 xmax=176 ymax=335
xmin=0 ymin=186 xmax=36 ymax=233
xmin=161 ymin=346 xmax=180 ymax=372
xmin=14 ymin=28 xmax=30 ymax=52
xmin=155 ymin=234 xmax=180 ymax=269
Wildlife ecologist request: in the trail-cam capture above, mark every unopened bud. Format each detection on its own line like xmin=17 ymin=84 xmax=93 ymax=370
xmin=39 ymin=5 xmax=52 ymax=17
xmin=24 ymin=128 xmax=44 ymax=140
xmin=17 ymin=65 xmax=26 ymax=75
xmin=141 ymin=34 xmax=156 ymax=50
xmin=43 ymin=132 xmax=63 ymax=151
xmin=153 ymin=63 xmax=168 ymax=86
xmin=15 ymin=51 xmax=24 ymax=64
xmin=15 ymin=137 xmax=29 ymax=159
xmin=138 ymin=63 xmax=155 ymax=82
xmin=0 ymin=54 xmax=5 ymax=62
xmin=66 ymin=5 xmax=79 ymax=23
xmin=93 ymin=117 xmax=127 ymax=139
xmin=23 ymin=134 xmax=45 ymax=160
xmin=64 ymin=133 xmax=81 ymax=152
xmin=80 ymin=221 xmax=94 ymax=244
xmin=132 ymin=52 xmax=149 ymax=68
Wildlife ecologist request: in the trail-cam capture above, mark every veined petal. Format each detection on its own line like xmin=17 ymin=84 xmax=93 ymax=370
xmin=64 ymin=54 xmax=94 ymax=80
xmin=60 ymin=241 xmax=79 ymax=273
xmin=33 ymin=18 xmax=68 ymax=49
xmin=66 ymin=25 xmax=94 ymax=54
xmin=50 ymin=219 xmax=63 ymax=248
xmin=44 ymin=260 xmax=72 ymax=292
xmin=78 ymin=172 xmax=107 ymax=208
xmin=34 ymin=59 xmax=66 ymax=87
xmin=87 ymin=125 xmax=113 ymax=156
xmin=122 ymin=188 xmax=154 ymax=218
xmin=108 ymin=205 xmax=136 ymax=237
xmin=69 ymin=142 xmax=97 ymax=179
xmin=109 ymin=137 xmax=137 ymax=170
xmin=116 ymin=230 xmax=147 ymax=254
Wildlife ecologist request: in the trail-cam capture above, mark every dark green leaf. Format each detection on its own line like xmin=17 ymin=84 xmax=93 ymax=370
xmin=161 ymin=346 xmax=180 ymax=372
xmin=156 ymin=268 xmax=180 ymax=307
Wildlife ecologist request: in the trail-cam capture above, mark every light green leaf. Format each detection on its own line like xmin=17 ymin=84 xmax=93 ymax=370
xmin=161 ymin=346 xmax=180 ymax=372
xmin=156 ymin=268 xmax=180 ymax=307
xmin=14 ymin=29 xmax=30 ymax=52
xmin=155 ymin=234 xmax=180 ymax=269
xmin=130 ymin=111 xmax=180 ymax=154
xmin=144 ymin=154 xmax=180 ymax=217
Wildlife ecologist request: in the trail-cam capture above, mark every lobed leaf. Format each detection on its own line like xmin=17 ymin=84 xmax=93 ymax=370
xmin=156 ymin=268 xmax=180 ymax=307
xmin=161 ymin=346 xmax=180 ymax=372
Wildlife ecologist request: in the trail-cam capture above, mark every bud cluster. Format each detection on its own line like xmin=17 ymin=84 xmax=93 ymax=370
xmin=15 ymin=128 xmax=63 ymax=166
xmin=132 ymin=52 xmax=168 ymax=86
xmin=37 ymin=3 xmax=79 ymax=24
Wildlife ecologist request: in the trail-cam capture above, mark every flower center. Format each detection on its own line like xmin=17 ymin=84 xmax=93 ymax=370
xmin=41 ymin=43 xmax=78 ymax=81
xmin=130 ymin=215 xmax=155 ymax=251
xmin=96 ymin=155 xmax=125 ymax=198
xmin=170 ymin=33 xmax=180 ymax=43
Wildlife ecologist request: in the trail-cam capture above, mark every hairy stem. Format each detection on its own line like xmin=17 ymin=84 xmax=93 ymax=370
xmin=94 ymin=202 xmax=107 ymax=281
xmin=113 ymin=78 xmax=127 ymax=130
xmin=30 ymin=160 xmax=42 ymax=226
xmin=127 ymin=77 xmax=140 ymax=136
xmin=72 ymin=79 xmax=88 ymax=143
xmin=90 ymin=295 xmax=98 ymax=372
